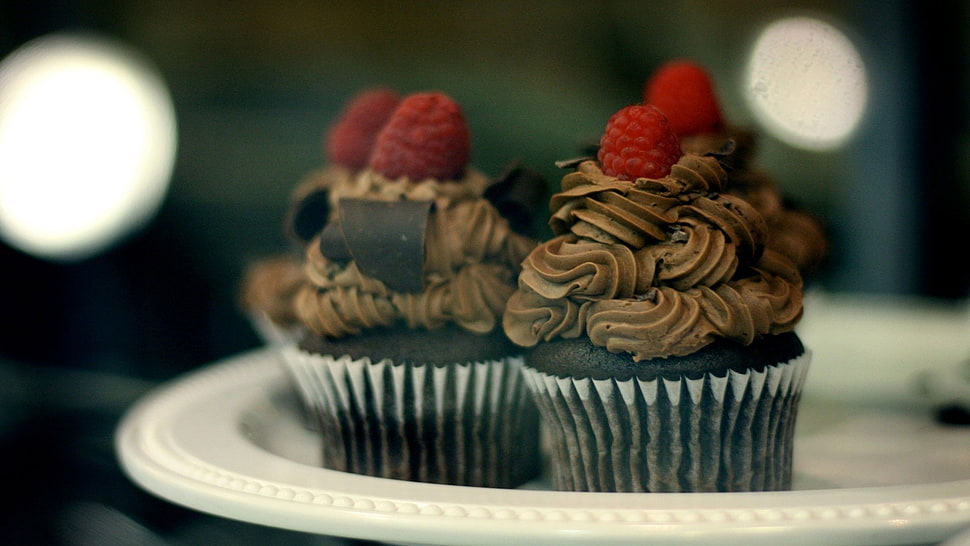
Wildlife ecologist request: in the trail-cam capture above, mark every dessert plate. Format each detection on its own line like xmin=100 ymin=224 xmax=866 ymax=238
xmin=116 ymin=293 xmax=970 ymax=545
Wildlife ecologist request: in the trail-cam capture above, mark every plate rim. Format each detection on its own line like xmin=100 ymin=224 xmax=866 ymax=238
xmin=115 ymin=347 xmax=970 ymax=545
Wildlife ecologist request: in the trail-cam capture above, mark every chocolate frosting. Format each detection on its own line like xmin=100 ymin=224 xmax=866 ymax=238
xmin=297 ymin=193 xmax=535 ymax=338
xmin=503 ymin=155 xmax=804 ymax=361
xmin=675 ymin=128 xmax=828 ymax=275
xmin=249 ymin=152 xmax=542 ymax=341
xmin=285 ymin=165 xmax=492 ymax=242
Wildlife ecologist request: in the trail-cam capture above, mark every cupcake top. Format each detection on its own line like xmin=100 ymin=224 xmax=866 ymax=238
xmin=503 ymin=103 xmax=803 ymax=361
xmin=288 ymin=92 xmax=540 ymax=340
xmin=643 ymin=59 xmax=828 ymax=275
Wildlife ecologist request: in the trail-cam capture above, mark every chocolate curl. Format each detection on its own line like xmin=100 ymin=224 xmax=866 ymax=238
xmin=318 ymin=221 xmax=352 ymax=262
xmin=705 ymin=138 xmax=741 ymax=173
xmin=322 ymin=198 xmax=432 ymax=293
xmin=286 ymin=187 xmax=331 ymax=244
xmin=554 ymin=157 xmax=593 ymax=170
xmin=484 ymin=162 xmax=547 ymax=237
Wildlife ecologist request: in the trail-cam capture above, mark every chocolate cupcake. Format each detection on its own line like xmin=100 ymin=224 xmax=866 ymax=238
xmin=280 ymin=92 xmax=545 ymax=487
xmin=503 ymin=103 xmax=810 ymax=492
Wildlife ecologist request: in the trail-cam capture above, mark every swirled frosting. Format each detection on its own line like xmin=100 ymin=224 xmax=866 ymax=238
xmin=296 ymin=192 xmax=535 ymax=338
xmin=503 ymin=155 xmax=804 ymax=361
xmin=676 ymin=128 xmax=828 ymax=275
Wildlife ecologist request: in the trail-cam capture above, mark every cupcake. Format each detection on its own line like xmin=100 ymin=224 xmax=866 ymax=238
xmin=644 ymin=59 xmax=829 ymax=277
xmin=280 ymin=92 xmax=545 ymax=487
xmin=503 ymin=103 xmax=810 ymax=492
xmin=240 ymin=88 xmax=402 ymax=344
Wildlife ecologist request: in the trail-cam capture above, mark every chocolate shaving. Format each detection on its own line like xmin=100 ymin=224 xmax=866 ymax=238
xmin=554 ymin=156 xmax=593 ymax=170
xmin=484 ymin=162 xmax=547 ymax=237
xmin=634 ymin=287 xmax=659 ymax=302
xmin=285 ymin=187 xmax=331 ymax=244
xmin=334 ymin=198 xmax=432 ymax=293
xmin=707 ymin=138 xmax=738 ymax=158
xmin=555 ymin=132 xmax=598 ymax=168
xmin=669 ymin=226 xmax=689 ymax=243
xmin=704 ymin=138 xmax=740 ymax=172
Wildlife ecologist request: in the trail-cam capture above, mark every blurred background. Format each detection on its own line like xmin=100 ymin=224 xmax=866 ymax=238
xmin=0 ymin=1 xmax=967 ymax=544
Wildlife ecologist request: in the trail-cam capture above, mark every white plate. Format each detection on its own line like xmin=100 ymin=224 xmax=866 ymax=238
xmin=116 ymin=293 xmax=970 ymax=545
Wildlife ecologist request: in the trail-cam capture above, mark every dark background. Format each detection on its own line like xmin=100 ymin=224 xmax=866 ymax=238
xmin=0 ymin=1 xmax=967 ymax=544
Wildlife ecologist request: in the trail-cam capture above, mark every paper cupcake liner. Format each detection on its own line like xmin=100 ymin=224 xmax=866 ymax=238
xmin=522 ymin=351 xmax=811 ymax=492
xmin=281 ymin=347 xmax=541 ymax=488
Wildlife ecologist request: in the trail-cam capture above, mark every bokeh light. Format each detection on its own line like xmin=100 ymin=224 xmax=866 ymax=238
xmin=744 ymin=16 xmax=868 ymax=151
xmin=0 ymin=33 xmax=177 ymax=262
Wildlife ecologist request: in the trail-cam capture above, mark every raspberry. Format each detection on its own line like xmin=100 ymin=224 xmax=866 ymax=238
xmin=643 ymin=60 xmax=723 ymax=136
xmin=598 ymin=104 xmax=682 ymax=181
xmin=368 ymin=92 xmax=470 ymax=181
xmin=324 ymin=88 xmax=400 ymax=169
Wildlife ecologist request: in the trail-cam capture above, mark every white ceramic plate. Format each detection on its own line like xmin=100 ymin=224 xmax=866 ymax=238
xmin=116 ymin=293 xmax=970 ymax=545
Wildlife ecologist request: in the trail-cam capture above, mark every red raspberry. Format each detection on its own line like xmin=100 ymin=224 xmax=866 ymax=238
xmin=643 ymin=60 xmax=723 ymax=136
xmin=598 ymin=104 xmax=682 ymax=181
xmin=324 ymin=88 xmax=400 ymax=169
xmin=368 ymin=92 xmax=470 ymax=181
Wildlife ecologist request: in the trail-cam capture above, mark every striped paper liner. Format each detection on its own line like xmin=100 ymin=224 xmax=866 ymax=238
xmin=281 ymin=347 xmax=541 ymax=488
xmin=522 ymin=351 xmax=811 ymax=492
